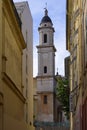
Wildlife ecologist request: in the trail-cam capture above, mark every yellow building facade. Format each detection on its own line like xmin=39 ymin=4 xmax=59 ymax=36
xmin=33 ymin=77 xmax=38 ymax=121
xmin=15 ymin=2 xmax=34 ymax=130
xmin=66 ymin=0 xmax=87 ymax=130
xmin=0 ymin=0 xmax=28 ymax=130
xmin=82 ymin=0 xmax=87 ymax=130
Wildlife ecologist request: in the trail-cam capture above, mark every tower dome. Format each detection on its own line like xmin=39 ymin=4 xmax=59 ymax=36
xmin=40 ymin=9 xmax=53 ymax=25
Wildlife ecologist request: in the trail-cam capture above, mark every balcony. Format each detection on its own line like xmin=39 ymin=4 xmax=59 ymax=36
xmin=70 ymin=84 xmax=79 ymax=112
xmin=70 ymin=28 xmax=78 ymax=43
xmin=71 ymin=8 xmax=80 ymax=30
xmin=34 ymin=120 xmax=70 ymax=129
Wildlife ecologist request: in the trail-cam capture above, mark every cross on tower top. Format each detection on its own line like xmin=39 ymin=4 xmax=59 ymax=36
xmin=45 ymin=2 xmax=47 ymax=9
xmin=44 ymin=3 xmax=48 ymax=16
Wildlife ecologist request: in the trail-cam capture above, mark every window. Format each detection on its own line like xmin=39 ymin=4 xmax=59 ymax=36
xmin=25 ymin=103 xmax=28 ymax=123
xmin=43 ymin=95 xmax=47 ymax=104
xmin=26 ymin=55 xmax=28 ymax=74
xmin=26 ymin=78 xmax=28 ymax=98
xmin=82 ymin=98 xmax=87 ymax=130
xmin=86 ymin=16 xmax=87 ymax=44
xmin=57 ymin=107 xmax=62 ymax=122
xmin=44 ymin=34 xmax=47 ymax=43
xmin=26 ymin=30 xmax=28 ymax=44
xmin=44 ymin=66 xmax=47 ymax=73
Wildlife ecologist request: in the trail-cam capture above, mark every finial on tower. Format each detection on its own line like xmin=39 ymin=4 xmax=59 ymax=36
xmin=44 ymin=3 xmax=48 ymax=16
xmin=45 ymin=2 xmax=47 ymax=9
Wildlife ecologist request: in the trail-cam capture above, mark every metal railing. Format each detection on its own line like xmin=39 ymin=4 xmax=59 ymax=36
xmin=34 ymin=121 xmax=70 ymax=127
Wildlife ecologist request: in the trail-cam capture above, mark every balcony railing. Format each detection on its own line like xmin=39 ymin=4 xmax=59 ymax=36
xmin=34 ymin=120 xmax=70 ymax=127
xmin=70 ymin=28 xmax=78 ymax=43
xmin=71 ymin=8 xmax=80 ymax=30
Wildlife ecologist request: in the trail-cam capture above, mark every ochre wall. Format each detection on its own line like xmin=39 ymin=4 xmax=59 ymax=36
xmin=0 ymin=0 xmax=27 ymax=130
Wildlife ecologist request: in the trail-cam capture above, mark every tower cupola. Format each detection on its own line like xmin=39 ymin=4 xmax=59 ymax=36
xmin=38 ymin=9 xmax=55 ymax=46
xmin=40 ymin=8 xmax=53 ymax=25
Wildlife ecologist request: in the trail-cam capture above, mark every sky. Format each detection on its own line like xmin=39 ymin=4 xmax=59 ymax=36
xmin=13 ymin=0 xmax=70 ymax=77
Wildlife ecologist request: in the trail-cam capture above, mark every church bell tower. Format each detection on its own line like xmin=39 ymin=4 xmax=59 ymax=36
xmin=36 ymin=8 xmax=56 ymax=122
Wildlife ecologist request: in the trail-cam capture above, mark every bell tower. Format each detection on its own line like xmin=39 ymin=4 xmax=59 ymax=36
xmin=36 ymin=8 xmax=56 ymax=122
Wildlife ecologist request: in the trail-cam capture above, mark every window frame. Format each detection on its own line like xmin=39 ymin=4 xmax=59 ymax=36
xmin=44 ymin=66 xmax=47 ymax=73
xmin=44 ymin=34 xmax=47 ymax=43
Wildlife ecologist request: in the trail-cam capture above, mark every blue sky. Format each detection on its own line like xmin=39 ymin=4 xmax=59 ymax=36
xmin=13 ymin=0 xmax=70 ymax=77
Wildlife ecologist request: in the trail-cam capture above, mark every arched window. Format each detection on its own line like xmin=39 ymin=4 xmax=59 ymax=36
xmin=44 ymin=34 xmax=47 ymax=43
xmin=44 ymin=66 xmax=47 ymax=73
